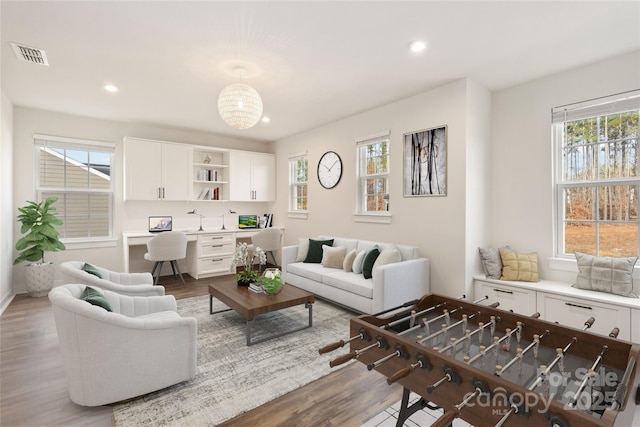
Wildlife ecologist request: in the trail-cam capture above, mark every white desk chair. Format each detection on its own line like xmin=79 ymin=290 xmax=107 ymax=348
xmin=144 ymin=231 xmax=188 ymax=285
xmin=251 ymin=228 xmax=282 ymax=270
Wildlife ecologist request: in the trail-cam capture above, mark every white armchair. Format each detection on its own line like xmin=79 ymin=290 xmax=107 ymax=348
xmin=48 ymin=284 xmax=197 ymax=406
xmin=60 ymin=261 xmax=164 ymax=296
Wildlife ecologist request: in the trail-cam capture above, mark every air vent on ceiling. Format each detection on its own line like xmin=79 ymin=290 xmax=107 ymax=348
xmin=10 ymin=42 xmax=49 ymax=66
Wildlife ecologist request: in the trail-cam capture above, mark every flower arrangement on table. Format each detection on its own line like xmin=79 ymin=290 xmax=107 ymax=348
xmin=259 ymin=269 xmax=283 ymax=295
xmin=230 ymin=242 xmax=266 ymax=286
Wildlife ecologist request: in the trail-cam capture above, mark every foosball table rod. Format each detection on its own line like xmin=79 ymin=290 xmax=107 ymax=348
xmin=431 ymin=380 xmax=490 ymax=427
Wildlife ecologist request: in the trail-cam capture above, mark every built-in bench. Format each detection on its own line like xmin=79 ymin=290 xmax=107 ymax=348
xmin=473 ymin=275 xmax=640 ymax=343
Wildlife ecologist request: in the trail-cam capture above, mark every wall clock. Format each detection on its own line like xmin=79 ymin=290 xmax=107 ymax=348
xmin=317 ymin=151 xmax=342 ymax=189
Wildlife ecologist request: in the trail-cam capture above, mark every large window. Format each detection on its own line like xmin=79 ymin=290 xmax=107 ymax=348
xmin=34 ymin=134 xmax=115 ymax=243
xmin=356 ymin=131 xmax=390 ymax=215
xmin=288 ymin=152 xmax=308 ymax=214
xmin=553 ymin=91 xmax=639 ymax=257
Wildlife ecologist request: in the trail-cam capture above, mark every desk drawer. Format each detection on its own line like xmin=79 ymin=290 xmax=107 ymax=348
xmin=200 ymin=240 xmax=235 ymax=256
xmin=474 ymin=279 xmax=537 ymax=316
xmin=198 ymin=256 xmax=233 ymax=275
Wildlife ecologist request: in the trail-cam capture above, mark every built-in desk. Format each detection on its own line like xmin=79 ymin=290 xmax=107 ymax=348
xmin=123 ymin=228 xmax=282 ymax=279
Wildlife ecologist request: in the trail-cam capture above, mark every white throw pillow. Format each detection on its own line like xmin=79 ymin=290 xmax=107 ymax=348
xmin=321 ymin=245 xmax=347 ymax=269
xmin=296 ymin=238 xmax=310 ymax=262
xmin=343 ymin=249 xmax=357 ymax=272
xmin=372 ymin=244 xmax=402 ymax=280
xmin=352 ymin=250 xmax=366 ymax=274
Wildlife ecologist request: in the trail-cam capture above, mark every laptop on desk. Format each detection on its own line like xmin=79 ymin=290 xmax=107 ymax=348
xmin=149 ymin=216 xmax=172 ymax=232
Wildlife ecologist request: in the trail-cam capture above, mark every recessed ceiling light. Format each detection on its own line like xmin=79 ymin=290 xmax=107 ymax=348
xmin=104 ymin=84 xmax=118 ymax=93
xmin=261 ymin=116 xmax=271 ymax=123
xmin=409 ymin=40 xmax=427 ymax=53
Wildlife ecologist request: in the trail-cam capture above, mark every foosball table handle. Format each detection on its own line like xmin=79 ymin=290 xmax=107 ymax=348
xmin=609 ymin=327 xmax=620 ymax=338
xmin=431 ymin=408 xmax=458 ymax=427
xmin=329 ymin=352 xmax=355 ymax=368
xmin=319 ymin=341 xmax=344 ymax=354
xmin=387 ymin=367 xmax=412 ymax=385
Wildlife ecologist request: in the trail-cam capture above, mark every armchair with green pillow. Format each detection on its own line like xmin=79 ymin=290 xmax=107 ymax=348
xmin=282 ymin=236 xmax=430 ymax=314
xmin=60 ymin=261 xmax=165 ymax=297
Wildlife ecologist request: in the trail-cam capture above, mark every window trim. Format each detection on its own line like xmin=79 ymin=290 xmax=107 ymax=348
xmin=551 ymin=91 xmax=640 ymax=260
xmin=34 ymin=133 xmax=115 ymax=245
xmin=288 ymin=151 xmax=308 ymax=219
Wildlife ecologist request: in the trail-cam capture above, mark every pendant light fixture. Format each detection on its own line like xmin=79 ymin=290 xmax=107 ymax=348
xmin=217 ymin=66 xmax=263 ymax=130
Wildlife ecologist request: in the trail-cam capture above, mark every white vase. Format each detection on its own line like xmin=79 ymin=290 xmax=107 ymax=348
xmin=24 ymin=262 xmax=56 ymax=297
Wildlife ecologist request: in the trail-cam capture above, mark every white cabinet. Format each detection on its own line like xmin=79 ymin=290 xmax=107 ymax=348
xmin=473 ymin=279 xmax=537 ymax=316
xmin=124 ymin=137 xmax=190 ymax=201
xmin=537 ymin=293 xmax=631 ymax=341
xmin=630 ymin=309 xmax=640 ymax=343
xmin=192 ymin=147 xmax=229 ymax=201
xmin=229 ymin=151 xmax=275 ymax=201
xmin=187 ymin=232 xmax=236 ymax=279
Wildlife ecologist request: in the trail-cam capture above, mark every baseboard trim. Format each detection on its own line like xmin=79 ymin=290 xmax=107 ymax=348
xmin=0 ymin=292 xmax=16 ymax=315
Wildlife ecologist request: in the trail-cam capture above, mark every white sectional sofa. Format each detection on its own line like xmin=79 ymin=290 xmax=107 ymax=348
xmin=282 ymin=236 xmax=430 ymax=314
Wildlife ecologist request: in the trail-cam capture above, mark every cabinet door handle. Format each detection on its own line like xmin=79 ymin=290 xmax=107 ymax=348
xmin=158 ymin=187 xmax=162 ymax=199
xmin=210 ymin=244 xmax=223 ymax=248
xmin=493 ymin=288 xmax=514 ymax=294
xmin=211 ymin=258 xmax=223 ymax=262
xmin=565 ymin=302 xmax=593 ymax=310
xmin=209 ymin=236 xmax=224 ymax=240
xmin=162 ymin=187 xmax=165 ymax=198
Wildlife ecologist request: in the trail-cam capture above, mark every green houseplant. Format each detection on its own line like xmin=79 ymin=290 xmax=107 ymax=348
xmin=14 ymin=196 xmax=66 ymax=296
xmin=229 ymin=242 xmax=266 ymax=286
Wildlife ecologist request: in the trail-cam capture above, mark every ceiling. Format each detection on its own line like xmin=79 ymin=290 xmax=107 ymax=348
xmin=2 ymin=1 xmax=639 ymax=142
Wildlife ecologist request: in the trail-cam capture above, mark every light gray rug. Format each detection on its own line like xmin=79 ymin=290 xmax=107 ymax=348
xmin=113 ymin=295 xmax=355 ymax=426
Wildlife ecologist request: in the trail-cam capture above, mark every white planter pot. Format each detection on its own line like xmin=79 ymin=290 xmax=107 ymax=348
xmin=24 ymin=262 xmax=56 ymax=297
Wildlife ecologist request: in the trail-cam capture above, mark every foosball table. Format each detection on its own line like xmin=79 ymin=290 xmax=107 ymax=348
xmin=320 ymin=294 xmax=640 ymax=427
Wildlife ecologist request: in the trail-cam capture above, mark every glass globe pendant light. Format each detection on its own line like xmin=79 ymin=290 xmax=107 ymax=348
xmin=217 ymin=66 xmax=263 ymax=130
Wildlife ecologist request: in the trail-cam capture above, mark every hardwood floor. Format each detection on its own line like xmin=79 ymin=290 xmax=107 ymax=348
xmin=1 ymin=274 xmax=402 ymax=426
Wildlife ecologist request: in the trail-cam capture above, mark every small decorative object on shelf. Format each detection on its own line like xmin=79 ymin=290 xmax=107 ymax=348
xmin=204 ymin=153 xmax=211 ymax=164
xmin=260 ymin=268 xmax=283 ymax=295
xmin=230 ymin=242 xmax=266 ymax=286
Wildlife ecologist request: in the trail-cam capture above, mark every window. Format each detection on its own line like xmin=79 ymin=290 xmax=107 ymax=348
xmin=34 ymin=134 xmax=115 ymax=243
xmin=553 ymin=91 xmax=640 ymax=257
xmin=356 ymin=131 xmax=390 ymax=220
xmin=288 ymin=152 xmax=308 ymax=217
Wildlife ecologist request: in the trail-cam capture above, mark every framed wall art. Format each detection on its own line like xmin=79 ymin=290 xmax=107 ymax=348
xmin=403 ymin=125 xmax=447 ymax=197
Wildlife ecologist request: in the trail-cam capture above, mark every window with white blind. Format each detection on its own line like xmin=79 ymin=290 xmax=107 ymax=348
xmin=34 ymin=134 xmax=115 ymax=244
xmin=552 ymin=91 xmax=640 ymax=258
xmin=355 ymin=131 xmax=391 ymax=223
xmin=288 ymin=152 xmax=308 ymax=219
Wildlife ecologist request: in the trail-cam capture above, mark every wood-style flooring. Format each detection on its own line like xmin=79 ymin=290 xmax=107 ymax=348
xmin=1 ymin=273 xmax=402 ymax=426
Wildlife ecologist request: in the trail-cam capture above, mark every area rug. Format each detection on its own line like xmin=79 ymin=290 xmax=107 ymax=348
xmin=113 ymin=295 xmax=355 ymax=426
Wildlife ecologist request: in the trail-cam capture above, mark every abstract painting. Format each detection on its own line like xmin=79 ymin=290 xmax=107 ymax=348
xmin=403 ymin=125 xmax=447 ymax=196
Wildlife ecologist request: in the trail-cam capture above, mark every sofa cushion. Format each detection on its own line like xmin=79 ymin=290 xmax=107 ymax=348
xmin=296 ymin=238 xmax=310 ymax=262
xmin=321 ymin=245 xmax=347 ymax=269
xmin=287 ymin=262 xmax=327 ymax=283
xmin=321 ymin=270 xmax=374 ymax=299
xmin=499 ymin=249 xmax=539 ymax=282
xmin=304 ymin=238 xmax=334 ymax=263
xmin=343 ymin=249 xmax=357 ymax=272
xmin=352 ymin=250 xmax=366 ymax=274
xmin=573 ymin=252 xmax=638 ymax=298
xmin=80 ymin=286 xmax=113 ymax=312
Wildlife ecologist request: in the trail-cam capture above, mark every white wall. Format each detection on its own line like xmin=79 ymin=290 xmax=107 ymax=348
xmin=490 ymin=50 xmax=640 ymax=282
xmin=12 ymin=107 xmax=274 ymax=293
xmin=1 ymin=91 xmax=14 ymax=311
xmin=274 ymin=79 xmax=479 ymax=298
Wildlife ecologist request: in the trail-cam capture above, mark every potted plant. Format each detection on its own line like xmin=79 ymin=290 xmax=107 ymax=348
xmin=229 ymin=242 xmax=266 ymax=286
xmin=14 ymin=196 xmax=66 ymax=297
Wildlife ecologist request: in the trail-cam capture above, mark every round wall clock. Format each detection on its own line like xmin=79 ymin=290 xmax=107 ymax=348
xmin=317 ymin=151 xmax=343 ymax=189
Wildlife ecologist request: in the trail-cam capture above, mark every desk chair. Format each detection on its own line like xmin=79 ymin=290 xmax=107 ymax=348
xmin=251 ymin=228 xmax=282 ymax=271
xmin=144 ymin=231 xmax=188 ymax=285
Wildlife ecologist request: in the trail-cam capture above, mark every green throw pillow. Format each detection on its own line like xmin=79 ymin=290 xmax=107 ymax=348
xmin=80 ymin=286 xmax=113 ymax=312
xmin=82 ymin=263 xmax=103 ymax=279
xmin=362 ymin=246 xmax=381 ymax=279
xmin=304 ymin=239 xmax=334 ymax=263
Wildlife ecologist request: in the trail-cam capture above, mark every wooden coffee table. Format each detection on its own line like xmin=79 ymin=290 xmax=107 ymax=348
xmin=208 ymin=282 xmax=315 ymax=346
